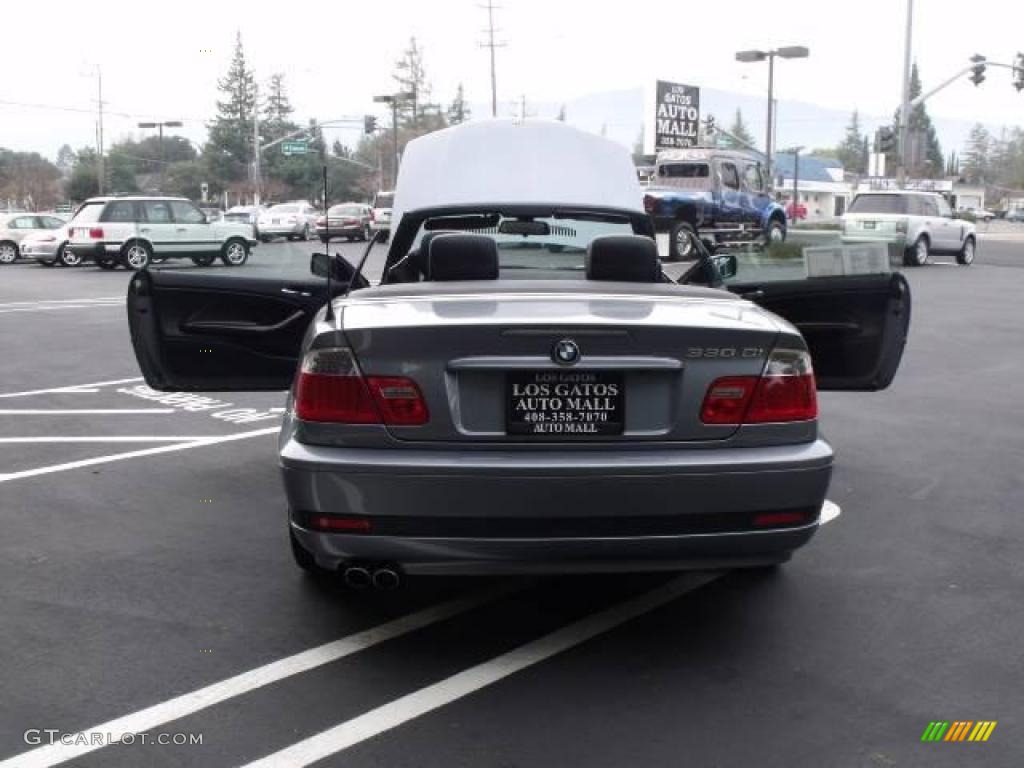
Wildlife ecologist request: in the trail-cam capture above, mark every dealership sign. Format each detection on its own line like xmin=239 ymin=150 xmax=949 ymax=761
xmin=655 ymin=81 xmax=700 ymax=149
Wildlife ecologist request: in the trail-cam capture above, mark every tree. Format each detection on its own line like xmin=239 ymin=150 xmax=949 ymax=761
xmin=56 ymin=145 xmax=76 ymax=177
xmin=393 ymin=37 xmax=429 ymax=129
xmin=447 ymin=84 xmax=471 ymax=125
xmin=556 ymin=104 xmax=566 ymax=122
xmin=891 ymin=63 xmax=944 ymax=178
xmin=0 ymin=150 xmax=61 ymax=209
xmin=67 ymin=148 xmax=99 ymax=201
xmin=263 ymin=73 xmax=296 ymax=141
xmin=836 ymin=111 xmax=867 ymax=174
xmin=961 ymin=123 xmax=991 ymax=184
xmin=728 ymin=108 xmax=756 ymax=149
xmin=204 ymin=32 xmax=257 ymax=184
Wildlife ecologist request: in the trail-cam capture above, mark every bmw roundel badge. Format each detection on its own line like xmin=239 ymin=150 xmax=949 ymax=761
xmin=552 ymin=338 xmax=581 ymax=366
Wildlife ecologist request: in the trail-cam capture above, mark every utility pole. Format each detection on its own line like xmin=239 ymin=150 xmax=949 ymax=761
xmin=97 ymin=67 xmax=105 ymax=195
xmin=897 ymin=0 xmax=914 ymax=188
xmin=479 ymin=1 xmax=505 ymax=117
xmin=253 ymin=83 xmax=261 ymax=205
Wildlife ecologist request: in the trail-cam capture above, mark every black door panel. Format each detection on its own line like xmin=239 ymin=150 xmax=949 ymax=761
xmin=728 ymin=273 xmax=911 ymax=391
xmin=128 ymin=270 xmax=330 ymax=392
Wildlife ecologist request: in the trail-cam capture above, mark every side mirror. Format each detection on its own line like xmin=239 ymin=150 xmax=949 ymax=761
xmin=712 ymin=254 xmax=738 ymax=280
xmin=310 ymin=252 xmax=360 ymax=283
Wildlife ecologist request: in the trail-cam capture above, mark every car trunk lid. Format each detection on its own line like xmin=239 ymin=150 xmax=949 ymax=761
xmin=338 ymin=283 xmax=782 ymax=444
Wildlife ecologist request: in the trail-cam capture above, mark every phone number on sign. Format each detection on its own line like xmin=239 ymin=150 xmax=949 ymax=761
xmin=521 ymin=411 xmax=611 ymax=424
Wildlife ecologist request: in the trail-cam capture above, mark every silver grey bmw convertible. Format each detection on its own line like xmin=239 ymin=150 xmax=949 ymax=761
xmin=127 ymin=121 xmax=910 ymax=587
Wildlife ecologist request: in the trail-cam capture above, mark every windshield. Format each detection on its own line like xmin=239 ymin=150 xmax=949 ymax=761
xmin=374 ymin=193 xmax=394 ymax=208
xmin=658 ymin=163 xmax=710 ymax=178
xmin=401 ymin=213 xmax=637 ymax=279
xmin=329 ymin=205 xmax=363 ymax=216
xmin=848 ymin=195 xmax=909 ymax=214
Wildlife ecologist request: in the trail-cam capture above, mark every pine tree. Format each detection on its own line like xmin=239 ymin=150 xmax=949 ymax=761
xmin=556 ymin=105 xmax=566 ymax=122
xmin=205 ymin=32 xmax=257 ymax=182
xmin=728 ymin=108 xmax=756 ymax=149
xmin=961 ymin=123 xmax=991 ymax=184
xmin=263 ymin=73 xmax=296 ymax=140
xmin=393 ymin=37 xmax=429 ymax=130
xmin=891 ymin=64 xmax=944 ymax=178
xmin=447 ymin=84 xmax=471 ymax=125
xmin=55 ymin=145 xmax=76 ymax=177
xmin=836 ymin=111 xmax=868 ymax=174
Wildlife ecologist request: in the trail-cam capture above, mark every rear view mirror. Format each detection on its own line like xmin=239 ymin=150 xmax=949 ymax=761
xmin=498 ymin=220 xmax=551 ymax=236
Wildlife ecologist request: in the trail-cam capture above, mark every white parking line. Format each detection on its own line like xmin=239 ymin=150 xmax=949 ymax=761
xmin=0 ymin=437 xmax=236 ymax=444
xmin=242 ymin=572 xmax=718 ymax=768
xmin=0 ymin=378 xmax=143 ymax=399
xmin=0 ymin=302 xmax=123 ymax=315
xmin=0 ymin=427 xmax=279 ymax=484
xmin=0 ymin=584 xmax=519 ymax=768
xmin=0 ymin=409 xmax=174 ymax=415
xmin=0 ymin=297 xmax=121 ymax=308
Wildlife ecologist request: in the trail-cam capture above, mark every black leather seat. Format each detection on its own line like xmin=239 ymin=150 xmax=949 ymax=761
xmin=386 ymin=231 xmax=441 ymax=283
xmin=585 ymin=235 xmax=661 ymax=282
xmin=428 ymin=234 xmax=500 ymax=281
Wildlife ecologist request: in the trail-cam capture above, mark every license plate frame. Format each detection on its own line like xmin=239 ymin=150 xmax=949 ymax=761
xmin=863 ymin=220 xmax=876 ymax=230
xmin=506 ymin=370 xmax=625 ymax=437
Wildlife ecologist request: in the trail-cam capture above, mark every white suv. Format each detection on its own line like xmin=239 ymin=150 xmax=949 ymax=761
xmin=67 ymin=196 xmax=258 ymax=270
xmin=841 ymin=191 xmax=976 ymax=266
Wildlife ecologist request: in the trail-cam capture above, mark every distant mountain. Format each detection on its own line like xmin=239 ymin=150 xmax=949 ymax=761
xmin=471 ymin=87 xmax=994 ymax=167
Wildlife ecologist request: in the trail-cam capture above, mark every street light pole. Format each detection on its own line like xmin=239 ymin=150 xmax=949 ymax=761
xmin=735 ymin=46 xmax=809 ymax=195
xmin=897 ymin=0 xmax=914 ymax=188
xmin=138 ymin=120 xmax=183 ymax=192
xmin=253 ymin=84 xmax=261 ymax=206
xmin=373 ymin=92 xmax=414 ymax=189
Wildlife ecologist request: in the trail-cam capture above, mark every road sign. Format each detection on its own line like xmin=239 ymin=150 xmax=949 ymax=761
xmin=282 ymin=141 xmax=309 ymax=156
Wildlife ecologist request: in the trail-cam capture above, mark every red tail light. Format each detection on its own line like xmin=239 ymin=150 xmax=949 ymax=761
xmin=701 ymin=348 xmax=817 ymax=425
xmin=89 ymin=227 xmax=104 ymax=239
xmin=316 ymin=217 xmax=326 ymax=226
xmin=309 ymin=515 xmax=372 ymax=532
xmin=294 ymin=348 xmax=428 ymax=425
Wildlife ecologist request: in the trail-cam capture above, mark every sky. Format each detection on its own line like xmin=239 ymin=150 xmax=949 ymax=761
xmin=3 ymin=0 xmax=1022 ymax=163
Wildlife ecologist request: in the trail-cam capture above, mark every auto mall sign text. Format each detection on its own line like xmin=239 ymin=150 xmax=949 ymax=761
xmin=655 ymin=81 xmax=700 ymax=149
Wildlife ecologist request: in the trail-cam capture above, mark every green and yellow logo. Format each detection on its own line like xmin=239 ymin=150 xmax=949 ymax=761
xmin=921 ymin=721 xmax=997 ymax=742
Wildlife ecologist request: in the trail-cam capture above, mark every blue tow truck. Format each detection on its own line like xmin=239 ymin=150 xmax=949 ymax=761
xmin=643 ymin=148 xmax=788 ymax=260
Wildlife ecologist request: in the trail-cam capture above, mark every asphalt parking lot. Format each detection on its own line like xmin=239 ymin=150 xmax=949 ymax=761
xmin=1 ymin=237 xmax=1021 ymax=767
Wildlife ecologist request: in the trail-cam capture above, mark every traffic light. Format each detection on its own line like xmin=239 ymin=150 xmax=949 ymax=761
xmin=1014 ymin=53 xmax=1024 ymax=92
xmin=877 ymin=126 xmax=896 ymax=154
xmin=364 ymin=115 xmax=378 ymax=135
xmin=970 ymin=54 xmax=987 ymax=86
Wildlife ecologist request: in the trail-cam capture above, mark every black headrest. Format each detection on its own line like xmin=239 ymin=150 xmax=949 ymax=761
xmin=413 ymin=232 xmax=441 ymax=278
xmin=586 ymin=235 xmax=661 ymax=282
xmin=428 ymin=234 xmax=499 ymax=281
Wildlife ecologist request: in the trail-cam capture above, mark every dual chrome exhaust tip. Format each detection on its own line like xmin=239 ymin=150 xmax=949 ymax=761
xmin=342 ymin=565 xmax=401 ymax=590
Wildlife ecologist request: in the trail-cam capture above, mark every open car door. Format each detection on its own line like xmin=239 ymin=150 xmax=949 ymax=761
xmin=128 ymin=270 xmax=331 ymax=392
xmin=727 ymin=273 xmax=911 ymax=391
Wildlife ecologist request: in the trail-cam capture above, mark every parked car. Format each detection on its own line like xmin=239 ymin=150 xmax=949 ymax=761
xmin=19 ymin=225 xmax=73 ymax=267
xmin=126 ymin=120 xmax=910 ymax=588
xmin=965 ymin=207 xmax=995 ymax=221
xmin=1004 ymin=208 xmax=1024 ymax=222
xmin=316 ymin=203 xmax=372 ymax=242
xmin=643 ymin=148 xmax=788 ymax=261
xmin=370 ymin=190 xmax=394 ymax=241
xmin=225 ymin=205 xmax=265 ymax=237
xmin=257 ymin=202 xmax=320 ymax=242
xmin=0 ymin=212 xmax=67 ymax=264
xmin=66 ymin=196 xmax=257 ymax=270
xmin=841 ymin=191 xmax=976 ymax=266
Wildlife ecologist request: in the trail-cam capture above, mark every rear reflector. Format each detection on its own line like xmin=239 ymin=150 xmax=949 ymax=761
xmin=294 ymin=348 xmax=428 ymax=425
xmin=89 ymin=227 xmax=104 ymax=239
xmin=309 ymin=515 xmax=372 ymax=532
xmin=753 ymin=511 xmax=808 ymax=527
xmin=701 ymin=348 xmax=817 ymax=425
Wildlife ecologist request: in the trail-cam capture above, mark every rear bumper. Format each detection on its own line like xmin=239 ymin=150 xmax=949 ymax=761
xmin=316 ymin=225 xmax=364 ymax=237
xmin=259 ymin=224 xmax=304 ymax=236
xmin=67 ymin=241 xmax=121 ymax=260
xmin=282 ymin=438 xmax=834 ymax=575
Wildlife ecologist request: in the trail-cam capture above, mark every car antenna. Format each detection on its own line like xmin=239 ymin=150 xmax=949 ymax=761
xmin=321 ymin=165 xmax=335 ymax=323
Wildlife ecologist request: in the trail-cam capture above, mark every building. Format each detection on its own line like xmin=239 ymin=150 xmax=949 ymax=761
xmin=772 ymin=154 xmax=851 ymax=222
